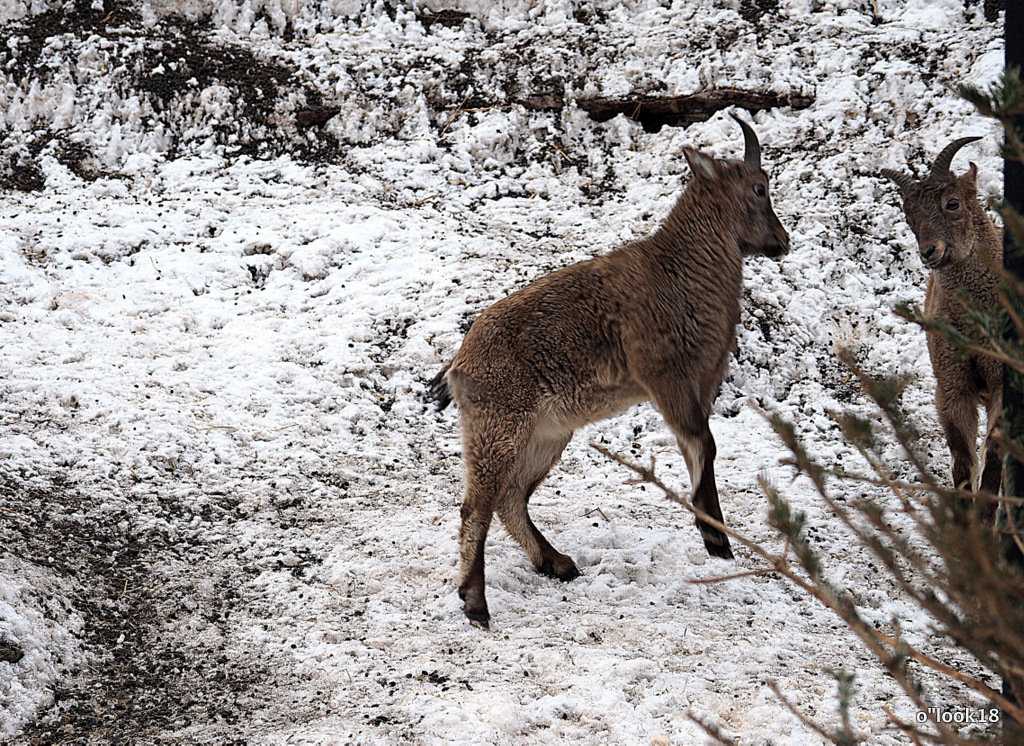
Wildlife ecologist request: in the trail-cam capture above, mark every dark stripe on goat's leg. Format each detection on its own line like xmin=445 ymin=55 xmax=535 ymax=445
xmin=977 ymin=396 xmax=1003 ymax=522
xmin=978 ymin=443 xmax=1002 ymax=523
xmin=649 ymin=381 xmax=734 ymax=560
xmin=681 ymin=426 xmax=733 ymax=560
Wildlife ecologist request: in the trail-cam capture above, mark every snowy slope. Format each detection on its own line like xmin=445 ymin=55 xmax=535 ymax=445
xmin=0 ymin=0 xmax=1007 ymax=742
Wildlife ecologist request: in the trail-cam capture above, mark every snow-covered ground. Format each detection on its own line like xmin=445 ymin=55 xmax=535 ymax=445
xmin=0 ymin=0 xmax=1008 ymax=742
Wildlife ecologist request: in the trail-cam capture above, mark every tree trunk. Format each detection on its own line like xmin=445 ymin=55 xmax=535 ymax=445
xmin=1002 ymin=0 xmax=1024 ymax=720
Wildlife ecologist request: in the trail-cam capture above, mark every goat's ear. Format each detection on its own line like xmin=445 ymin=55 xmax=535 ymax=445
xmin=960 ymin=162 xmax=979 ymax=191
xmin=683 ymin=147 xmax=718 ymax=181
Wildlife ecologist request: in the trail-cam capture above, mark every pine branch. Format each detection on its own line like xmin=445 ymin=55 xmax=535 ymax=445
xmin=591 ymin=446 xmax=1011 ymax=739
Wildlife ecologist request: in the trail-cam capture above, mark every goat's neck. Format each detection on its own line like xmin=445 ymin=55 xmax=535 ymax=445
xmin=973 ymin=208 xmax=1003 ymax=264
xmin=933 ymin=210 xmax=1001 ymax=293
xmin=931 ymin=249 xmax=1000 ymax=325
xmin=654 ymin=187 xmax=741 ymax=262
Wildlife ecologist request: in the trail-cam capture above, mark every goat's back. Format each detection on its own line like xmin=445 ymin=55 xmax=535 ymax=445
xmin=446 ymin=233 xmax=744 ymax=424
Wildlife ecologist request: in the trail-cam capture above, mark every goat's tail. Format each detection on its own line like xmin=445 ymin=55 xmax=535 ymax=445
xmin=428 ymin=362 xmax=453 ymax=411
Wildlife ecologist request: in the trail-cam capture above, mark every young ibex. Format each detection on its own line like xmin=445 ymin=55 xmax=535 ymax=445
xmin=431 ymin=114 xmax=790 ymax=626
xmin=882 ymin=138 xmax=1002 ymax=516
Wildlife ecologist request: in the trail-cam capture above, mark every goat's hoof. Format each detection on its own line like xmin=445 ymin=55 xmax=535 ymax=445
xmin=458 ymin=584 xmax=490 ymax=627
xmin=704 ymin=536 xmax=734 ymax=560
xmin=698 ymin=522 xmax=734 ymax=559
xmin=464 ymin=607 xmax=490 ymax=629
xmin=539 ymin=555 xmax=581 ymax=582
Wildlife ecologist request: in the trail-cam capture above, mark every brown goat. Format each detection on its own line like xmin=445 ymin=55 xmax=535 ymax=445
xmin=883 ymin=138 xmax=1003 ymax=515
xmin=431 ymin=115 xmax=790 ymax=626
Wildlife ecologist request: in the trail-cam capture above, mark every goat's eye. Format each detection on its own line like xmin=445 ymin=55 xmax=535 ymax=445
xmin=753 ymin=184 xmax=766 ymax=197
xmin=945 ymin=198 xmax=960 ymax=211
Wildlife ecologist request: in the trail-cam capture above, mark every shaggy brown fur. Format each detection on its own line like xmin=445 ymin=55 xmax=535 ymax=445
xmin=883 ymin=138 xmax=1003 ymax=517
xmin=433 ymin=116 xmax=789 ymax=626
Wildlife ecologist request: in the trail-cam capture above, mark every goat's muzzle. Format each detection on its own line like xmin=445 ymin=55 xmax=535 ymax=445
xmin=920 ymin=239 xmax=947 ymax=269
xmin=768 ymin=223 xmax=790 ymax=258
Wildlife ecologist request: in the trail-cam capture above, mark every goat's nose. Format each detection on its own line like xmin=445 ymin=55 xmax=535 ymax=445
xmin=773 ymin=217 xmax=790 ymax=250
xmin=921 ymin=244 xmax=937 ymax=261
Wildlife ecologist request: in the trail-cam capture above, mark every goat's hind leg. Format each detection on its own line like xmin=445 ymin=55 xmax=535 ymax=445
xmin=496 ymin=426 xmax=580 ymax=581
xmin=458 ymin=411 xmax=534 ymax=627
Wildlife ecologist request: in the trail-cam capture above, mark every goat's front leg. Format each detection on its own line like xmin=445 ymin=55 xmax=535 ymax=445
xmin=978 ymin=388 xmax=1003 ymax=521
xmin=678 ymin=424 xmax=733 ymax=558
xmin=935 ymin=386 xmax=979 ymax=520
xmin=645 ymin=376 xmax=733 ymax=559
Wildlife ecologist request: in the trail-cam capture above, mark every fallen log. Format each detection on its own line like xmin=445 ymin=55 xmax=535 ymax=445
xmin=577 ymin=89 xmax=813 ymax=131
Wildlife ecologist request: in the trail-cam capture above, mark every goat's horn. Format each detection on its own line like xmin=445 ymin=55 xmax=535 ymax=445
xmin=929 ymin=136 xmax=982 ymax=182
xmin=881 ymin=168 xmax=915 ymax=195
xmin=730 ymin=113 xmax=761 ymax=170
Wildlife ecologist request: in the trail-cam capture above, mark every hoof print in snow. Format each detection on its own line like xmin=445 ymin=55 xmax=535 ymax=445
xmin=577 ymin=89 xmax=814 ymax=133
